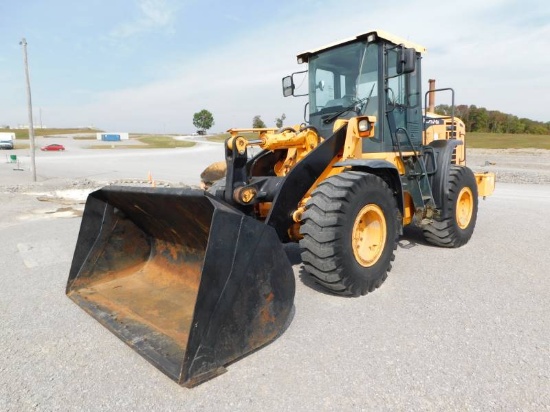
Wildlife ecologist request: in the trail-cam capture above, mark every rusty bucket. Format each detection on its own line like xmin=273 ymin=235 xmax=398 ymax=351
xmin=67 ymin=186 xmax=295 ymax=387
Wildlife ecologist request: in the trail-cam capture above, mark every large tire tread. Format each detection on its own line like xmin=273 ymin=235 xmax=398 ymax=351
xmin=423 ymin=166 xmax=478 ymax=248
xmin=299 ymin=171 xmax=399 ymax=297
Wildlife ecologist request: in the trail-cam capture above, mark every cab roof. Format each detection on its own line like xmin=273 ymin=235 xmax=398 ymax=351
xmin=296 ymin=30 xmax=427 ymax=63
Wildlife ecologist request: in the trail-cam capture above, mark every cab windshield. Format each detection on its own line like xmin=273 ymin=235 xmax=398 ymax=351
xmin=308 ymin=42 xmax=379 ymax=118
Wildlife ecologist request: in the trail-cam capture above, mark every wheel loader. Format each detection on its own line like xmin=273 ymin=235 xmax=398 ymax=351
xmin=66 ymin=30 xmax=495 ymax=387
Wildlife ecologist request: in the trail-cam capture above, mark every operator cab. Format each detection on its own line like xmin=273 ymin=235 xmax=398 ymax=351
xmin=283 ymin=30 xmax=426 ymax=153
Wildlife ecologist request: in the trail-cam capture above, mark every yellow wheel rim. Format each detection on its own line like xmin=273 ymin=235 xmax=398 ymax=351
xmin=352 ymin=204 xmax=387 ymax=267
xmin=456 ymin=187 xmax=474 ymax=229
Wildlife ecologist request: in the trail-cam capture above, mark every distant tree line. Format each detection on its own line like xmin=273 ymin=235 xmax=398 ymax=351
xmin=434 ymin=104 xmax=550 ymax=135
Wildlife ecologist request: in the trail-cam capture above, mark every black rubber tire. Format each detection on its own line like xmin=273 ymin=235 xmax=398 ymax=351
xmin=299 ymin=171 xmax=399 ymax=297
xmin=423 ymin=165 xmax=478 ymax=248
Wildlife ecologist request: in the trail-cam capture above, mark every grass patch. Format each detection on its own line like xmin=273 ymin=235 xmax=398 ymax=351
xmin=137 ymin=135 xmax=195 ymax=148
xmin=207 ymin=133 xmax=229 ymax=142
xmin=467 ymin=132 xmax=550 ymax=149
xmin=0 ymin=128 xmax=102 ymax=139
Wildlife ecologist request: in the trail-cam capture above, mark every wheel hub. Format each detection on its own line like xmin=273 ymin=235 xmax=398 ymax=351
xmin=352 ymin=204 xmax=387 ymax=267
xmin=456 ymin=187 xmax=474 ymax=229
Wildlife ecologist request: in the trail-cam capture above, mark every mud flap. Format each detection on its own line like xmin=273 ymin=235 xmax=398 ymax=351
xmin=67 ymin=186 xmax=295 ymax=387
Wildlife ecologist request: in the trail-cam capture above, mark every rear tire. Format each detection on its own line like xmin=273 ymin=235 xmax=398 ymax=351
xmin=299 ymin=171 xmax=399 ymax=296
xmin=423 ymin=165 xmax=478 ymax=247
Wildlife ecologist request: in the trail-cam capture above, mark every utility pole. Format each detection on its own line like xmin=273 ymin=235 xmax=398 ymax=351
xmin=20 ymin=38 xmax=37 ymax=182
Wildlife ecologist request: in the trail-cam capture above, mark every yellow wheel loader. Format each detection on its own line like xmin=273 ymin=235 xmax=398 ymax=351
xmin=67 ymin=30 xmax=495 ymax=387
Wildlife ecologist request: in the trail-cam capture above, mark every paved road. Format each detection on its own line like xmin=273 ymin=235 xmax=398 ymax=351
xmin=0 ymin=139 xmax=549 ymax=411
xmin=2 ymin=135 xmax=225 ymax=185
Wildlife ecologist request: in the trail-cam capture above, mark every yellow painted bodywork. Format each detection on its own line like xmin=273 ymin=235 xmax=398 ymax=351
xmin=225 ymin=127 xmax=324 ymax=228
xmin=228 ymin=128 xmax=278 ymax=137
xmin=423 ymin=112 xmax=466 ymax=165
xmin=297 ymin=30 xmax=427 ymax=63
xmin=227 ymin=126 xmax=321 ymax=179
xmin=422 ymin=113 xmax=496 ymax=198
xmin=475 ymin=172 xmax=496 ymax=198
xmin=291 ymin=119 xmax=418 ymax=234
xmin=336 ymin=117 xmax=410 ymax=173
xmin=224 ymin=117 xmax=494 ymax=240
xmin=402 ymin=192 xmax=415 ymax=226
xmin=341 ymin=116 xmax=377 ymax=160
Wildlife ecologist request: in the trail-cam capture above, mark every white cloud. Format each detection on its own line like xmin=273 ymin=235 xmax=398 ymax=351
xmin=38 ymin=0 xmax=550 ymax=132
xmin=110 ymin=0 xmax=176 ymax=38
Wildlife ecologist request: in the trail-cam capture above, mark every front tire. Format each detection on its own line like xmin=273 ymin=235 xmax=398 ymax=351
xmin=423 ymin=165 xmax=478 ymax=247
xmin=299 ymin=171 xmax=399 ymax=297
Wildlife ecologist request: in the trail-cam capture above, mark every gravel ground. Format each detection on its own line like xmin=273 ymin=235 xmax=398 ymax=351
xmin=8 ymin=145 xmax=543 ymax=229
xmin=467 ymin=148 xmax=550 ymax=184
xmin=1 ymin=146 xmax=549 ymax=411
xmin=2 ymin=147 xmax=550 ymax=194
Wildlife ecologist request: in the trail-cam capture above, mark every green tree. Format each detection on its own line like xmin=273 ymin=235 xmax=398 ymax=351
xmin=434 ymin=104 xmax=451 ymax=116
xmin=275 ymin=113 xmax=286 ymax=128
xmin=193 ymin=109 xmax=214 ymax=133
xmin=488 ymin=110 xmax=508 ymax=133
xmin=522 ymin=118 xmax=548 ymax=134
xmin=507 ymin=116 xmax=524 ymax=134
xmin=455 ymin=105 xmax=470 ymax=127
xmin=252 ymin=115 xmax=266 ymax=128
xmin=468 ymin=105 xmax=489 ymax=132
xmin=433 ymin=102 xmax=549 ymax=134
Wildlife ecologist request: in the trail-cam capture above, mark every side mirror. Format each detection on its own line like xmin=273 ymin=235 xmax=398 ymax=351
xmin=397 ymin=47 xmax=416 ymax=75
xmin=282 ymin=76 xmax=295 ymax=97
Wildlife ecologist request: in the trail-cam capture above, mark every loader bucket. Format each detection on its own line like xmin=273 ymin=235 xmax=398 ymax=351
xmin=66 ymin=186 xmax=295 ymax=387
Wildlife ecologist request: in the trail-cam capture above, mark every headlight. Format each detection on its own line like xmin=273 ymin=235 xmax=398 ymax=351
xmin=358 ymin=119 xmax=370 ymax=132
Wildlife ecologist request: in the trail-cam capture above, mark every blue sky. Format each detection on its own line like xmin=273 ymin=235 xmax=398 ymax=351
xmin=1 ymin=0 xmax=549 ymax=133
